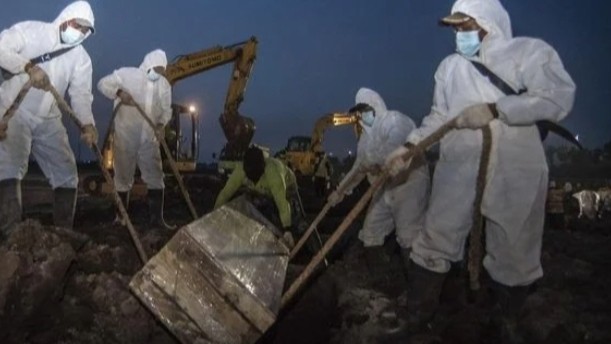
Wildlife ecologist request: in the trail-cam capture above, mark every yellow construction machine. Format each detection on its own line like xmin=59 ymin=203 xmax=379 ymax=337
xmin=166 ymin=36 xmax=258 ymax=166
xmin=275 ymin=112 xmax=360 ymax=177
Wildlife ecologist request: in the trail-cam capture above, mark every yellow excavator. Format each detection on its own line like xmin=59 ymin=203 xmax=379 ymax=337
xmin=275 ymin=112 xmax=361 ymax=177
xmin=84 ymin=37 xmax=258 ymax=196
xmin=166 ymin=36 xmax=258 ymax=165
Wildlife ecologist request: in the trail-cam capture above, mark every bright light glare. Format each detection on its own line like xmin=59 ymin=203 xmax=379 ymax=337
xmin=189 ymin=105 xmax=196 ymax=113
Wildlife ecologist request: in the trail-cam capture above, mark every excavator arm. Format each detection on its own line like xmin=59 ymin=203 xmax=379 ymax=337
xmin=219 ymin=37 xmax=257 ymax=161
xmin=166 ymin=36 xmax=258 ymax=161
xmin=310 ymin=112 xmax=360 ymax=153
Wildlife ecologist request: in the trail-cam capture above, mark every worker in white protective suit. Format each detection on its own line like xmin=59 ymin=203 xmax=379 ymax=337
xmin=97 ymin=50 xmax=172 ymax=230
xmin=328 ymin=88 xmax=430 ymax=284
xmin=384 ymin=0 xmax=575 ymax=341
xmin=0 ymin=1 xmax=97 ymax=237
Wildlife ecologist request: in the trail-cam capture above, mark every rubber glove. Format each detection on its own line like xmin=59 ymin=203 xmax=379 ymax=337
xmin=384 ymin=144 xmax=412 ymax=177
xmin=455 ymin=103 xmax=498 ymax=129
xmin=80 ymin=124 xmax=98 ymax=147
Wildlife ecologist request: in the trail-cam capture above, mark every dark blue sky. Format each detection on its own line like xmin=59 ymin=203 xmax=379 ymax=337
xmin=2 ymin=0 xmax=610 ymax=162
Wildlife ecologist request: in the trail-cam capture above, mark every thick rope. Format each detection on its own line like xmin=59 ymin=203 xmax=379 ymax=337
xmin=468 ymin=126 xmax=492 ymax=291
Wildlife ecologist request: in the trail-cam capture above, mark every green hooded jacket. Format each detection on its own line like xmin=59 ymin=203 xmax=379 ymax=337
xmin=214 ymin=157 xmax=297 ymax=228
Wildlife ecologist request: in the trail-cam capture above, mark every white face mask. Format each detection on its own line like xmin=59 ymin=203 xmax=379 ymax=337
xmin=60 ymin=26 xmax=85 ymax=45
xmin=147 ymin=69 xmax=161 ymax=81
xmin=360 ymin=111 xmax=375 ymax=127
xmin=456 ymin=30 xmax=481 ymax=57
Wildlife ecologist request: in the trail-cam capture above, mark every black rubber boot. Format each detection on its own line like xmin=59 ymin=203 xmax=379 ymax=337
xmin=439 ymin=261 xmax=468 ymax=310
xmin=53 ymin=187 xmax=77 ymax=229
xmin=487 ymin=281 xmax=530 ymax=344
xmin=0 ymin=179 xmax=22 ymax=240
xmin=364 ymin=245 xmax=392 ymax=291
xmin=400 ymin=247 xmax=412 ymax=279
xmin=380 ymin=260 xmax=447 ymax=343
xmin=148 ymin=188 xmax=174 ymax=230
xmin=365 ymin=245 xmax=392 ymax=268
xmin=405 ymin=261 xmax=447 ymax=332
xmin=113 ymin=191 xmax=130 ymax=225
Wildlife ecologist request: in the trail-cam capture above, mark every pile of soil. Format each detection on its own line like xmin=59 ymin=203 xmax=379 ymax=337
xmin=0 ymin=218 xmax=178 ymax=344
xmin=2 ymin=184 xmax=610 ymax=343
xmin=319 ymin=226 xmax=611 ymax=344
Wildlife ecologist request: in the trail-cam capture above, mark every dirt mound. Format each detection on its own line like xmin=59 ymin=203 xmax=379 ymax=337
xmin=2 ymin=187 xmax=611 ymax=343
xmin=0 ymin=220 xmax=77 ymax=338
xmin=0 ymin=220 xmax=177 ymax=344
xmin=323 ymin=229 xmax=611 ymax=344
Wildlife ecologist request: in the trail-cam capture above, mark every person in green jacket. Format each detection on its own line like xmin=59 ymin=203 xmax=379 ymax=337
xmin=215 ymin=146 xmax=301 ymax=235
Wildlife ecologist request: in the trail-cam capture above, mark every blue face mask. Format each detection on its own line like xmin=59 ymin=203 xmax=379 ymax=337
xmin=60 ymin=26 xmax=85 ymax=45
xmin=147 ymin=69 xmax=161 ymax=81
xmin=360 ymin=111 xmax=375 ymax=127
xmin=456 ymin=30 xmax=481 ymax=57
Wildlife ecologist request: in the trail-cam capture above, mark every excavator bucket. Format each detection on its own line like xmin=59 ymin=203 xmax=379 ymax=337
xmin=219 ymin=111 xmax=256 ymax=160
xmin=129 ymin=196 xmax=289 ymax=344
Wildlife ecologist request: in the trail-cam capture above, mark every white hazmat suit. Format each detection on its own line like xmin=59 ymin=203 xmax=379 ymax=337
xmin=97 ymin=50 xmax=172 ymax=192
xmin=0 ymin=1 xmax=95 ymax=189
xmin=338 ymin=88 xmax=430 ymax=249
xmin=405 ymin=0 xmax=575 ymax=287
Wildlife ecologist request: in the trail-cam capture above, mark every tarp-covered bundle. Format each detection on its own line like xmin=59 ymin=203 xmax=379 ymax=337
xmin=130 ymin=196 xmax=289 ymax=344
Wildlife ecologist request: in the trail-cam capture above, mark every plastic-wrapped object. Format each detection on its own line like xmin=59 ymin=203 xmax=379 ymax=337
xmin=130 ymin=196 xmax=289 ymax=344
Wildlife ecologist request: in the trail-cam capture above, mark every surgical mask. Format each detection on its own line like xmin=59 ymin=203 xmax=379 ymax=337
xmin=147 ymin=69 xmax=161 ymax=81
xmin=360 ymin=111 xmax=375 ymax=127
xmin=456 ymin=30 xmax=481 ymax=57
xmin=60 ymin=26 xmax=85 ymax=45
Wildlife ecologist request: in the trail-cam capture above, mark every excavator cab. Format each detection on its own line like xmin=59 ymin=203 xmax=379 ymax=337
xmin=164 ymin=104 xmax=200 ymax=172
xmin=286 ymin=136 xmax=312 ymax=153
xmin=275 ymin=136 xmax=318 ymax=177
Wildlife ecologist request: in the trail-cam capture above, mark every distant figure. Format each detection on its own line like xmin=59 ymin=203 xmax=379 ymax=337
xmin=328 ymin=87 xmax=430 ymax=286
xmin=546 ymin=181 xmax=566 ymax=229
xmin=0 ymin=1 xmax=97 ymax=236
xmin=383 ymin=0 xmax=575 ymax=341
xmin=98 ymin=49 xmax=173 ymax=230
xmin=313 ymin=152 xmax=332 ymax=197
xmin=564 ymin=181 xmax=573 ymax=194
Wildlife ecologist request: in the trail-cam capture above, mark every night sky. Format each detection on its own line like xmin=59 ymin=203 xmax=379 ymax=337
xmin=1 ymin=0 xmax=610 ymax=162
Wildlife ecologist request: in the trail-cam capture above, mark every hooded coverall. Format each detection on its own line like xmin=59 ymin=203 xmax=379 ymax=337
xmin=0 ymin=1 xmax=95 ymax=234
xmin=406 ymin=0 xmax=576 ymax=286
xmin=97 ymin=50 xmax=171 ymax=192
xmin=339 ymin=88 xmax=430 ymax=249
xmin=0 ymin=1 xmax=95 ymax=189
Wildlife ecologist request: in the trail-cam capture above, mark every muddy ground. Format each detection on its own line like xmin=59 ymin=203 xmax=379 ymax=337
xmin=1 ymin=177 xmax=610 ymax=344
